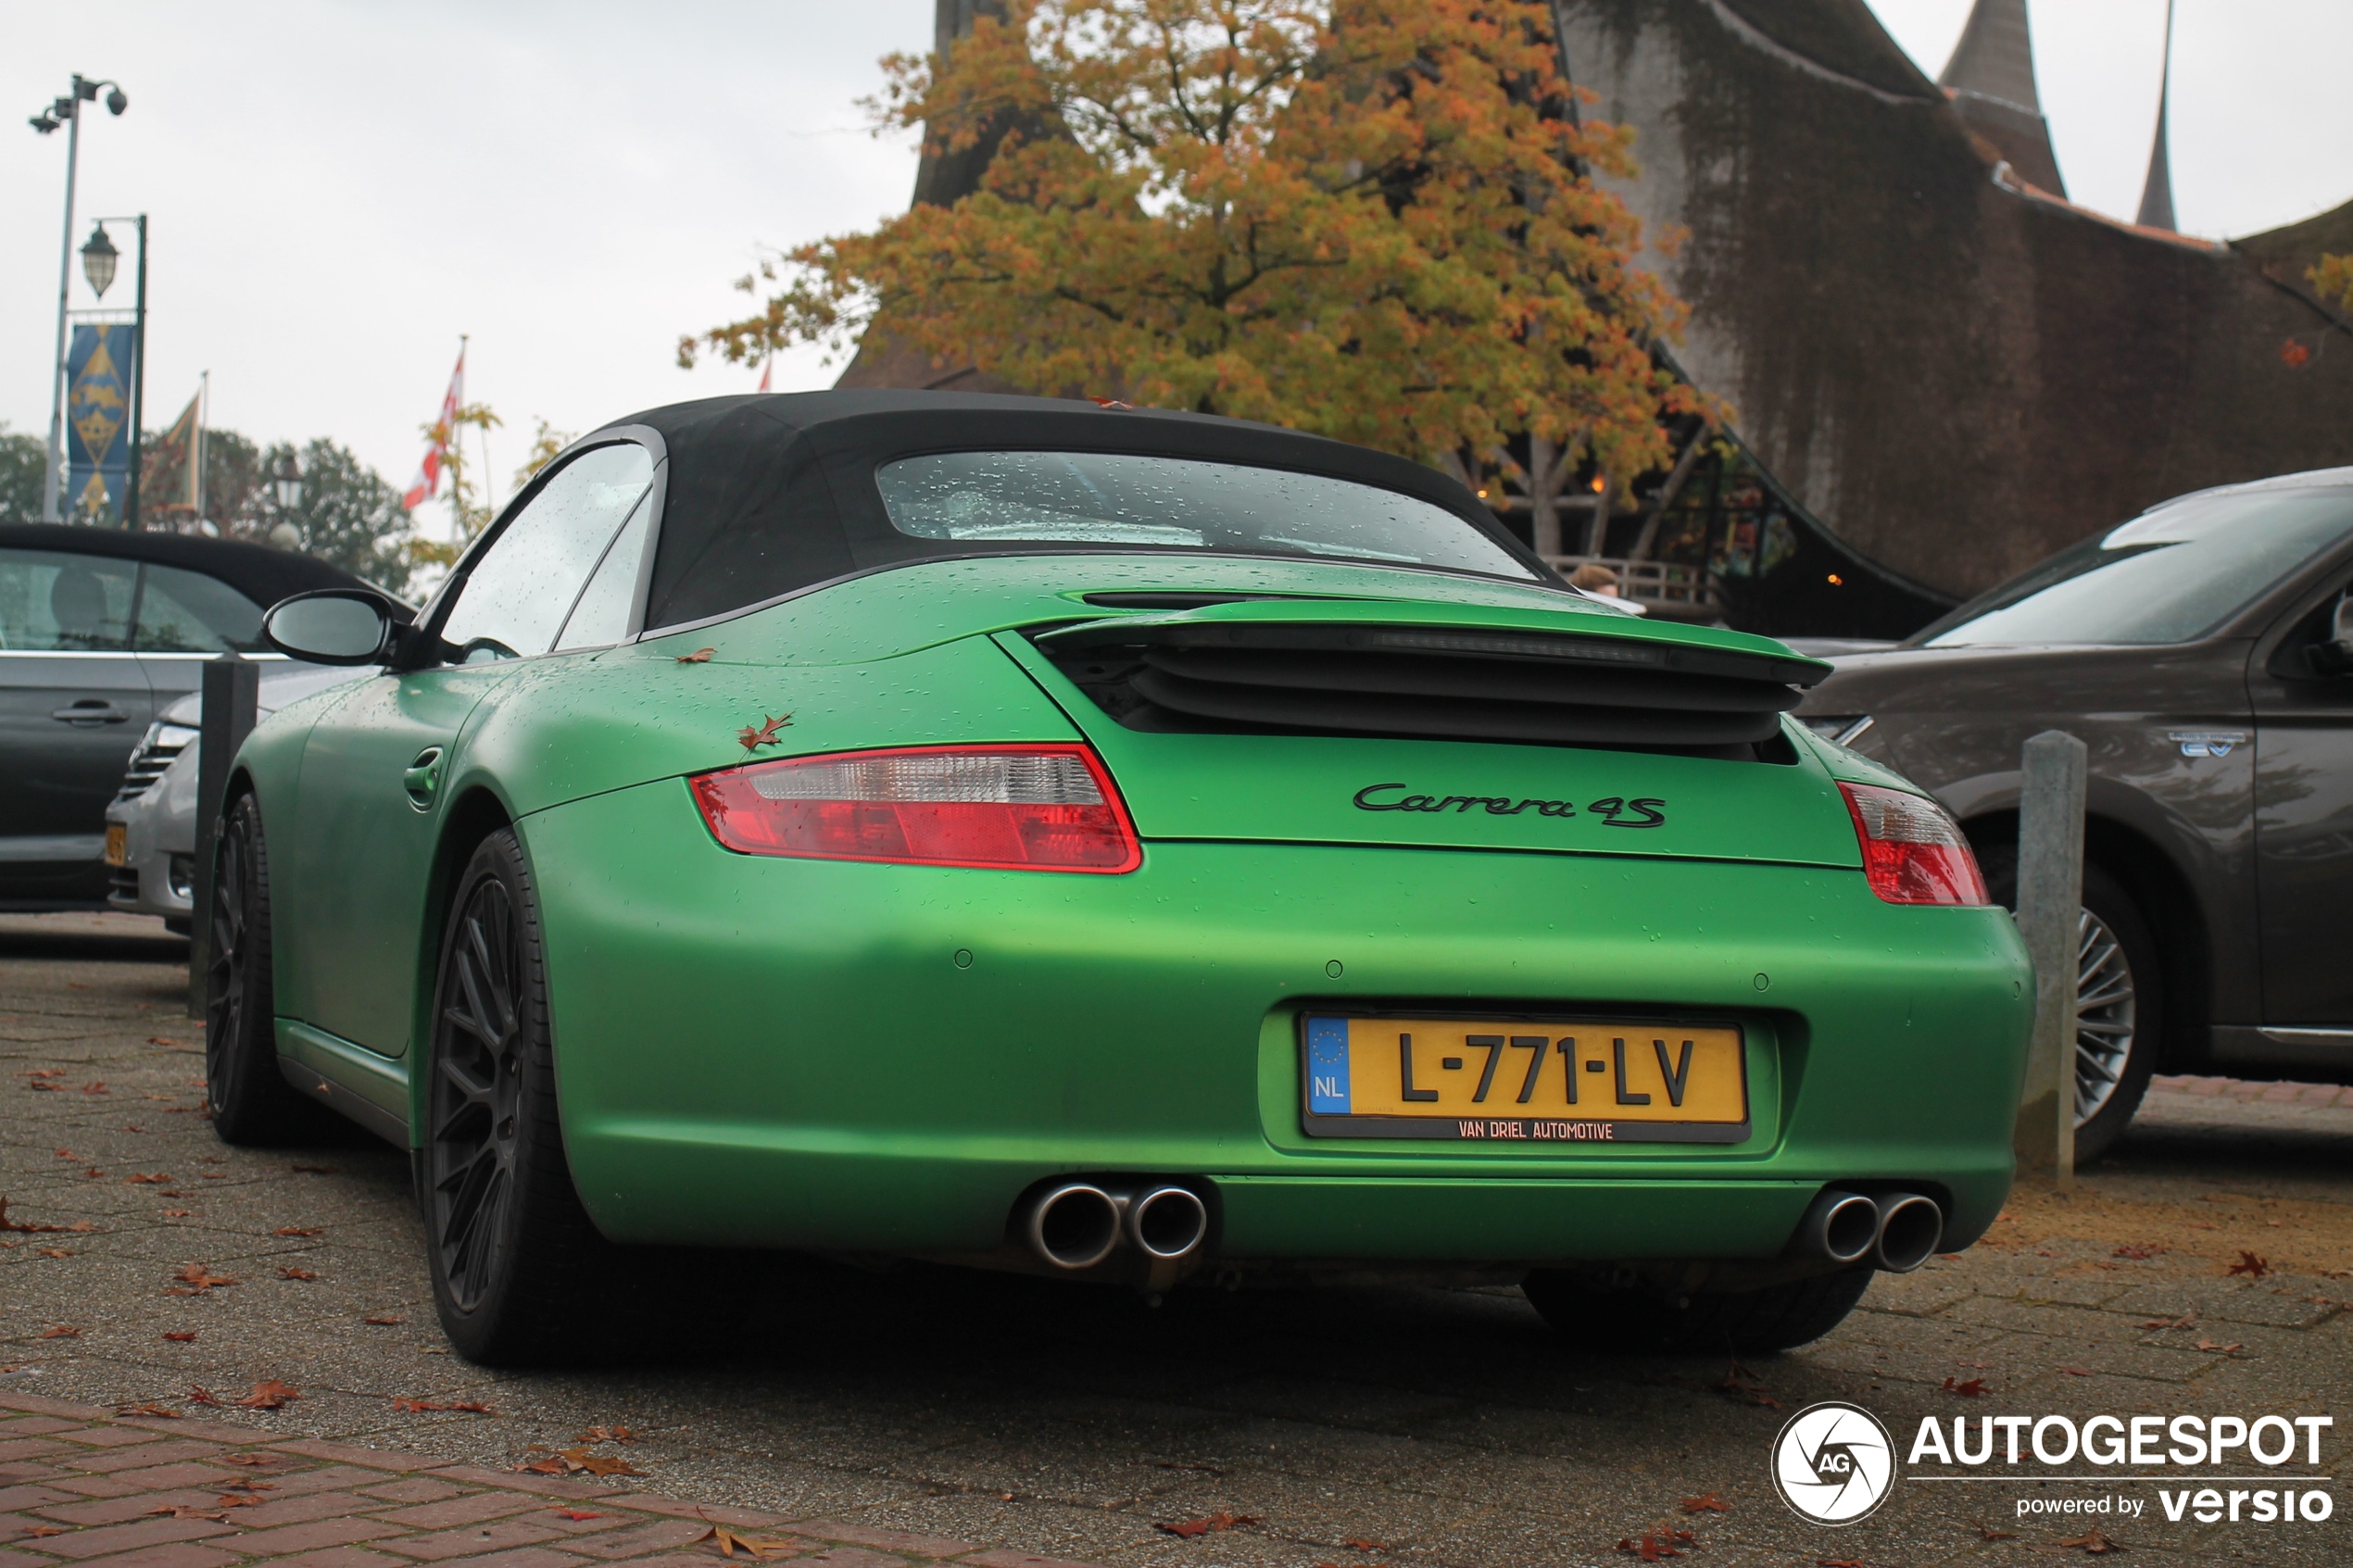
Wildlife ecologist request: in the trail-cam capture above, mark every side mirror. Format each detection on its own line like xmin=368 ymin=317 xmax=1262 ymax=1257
xmin=262 ymin=589 xmax=400 ymax=666
xmin=2315 ymin=596 xmax=2353 ymax=677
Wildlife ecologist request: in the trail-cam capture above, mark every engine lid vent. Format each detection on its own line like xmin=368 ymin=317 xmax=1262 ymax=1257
xmin=1034 ymin=616 xmax=1826 ymax=756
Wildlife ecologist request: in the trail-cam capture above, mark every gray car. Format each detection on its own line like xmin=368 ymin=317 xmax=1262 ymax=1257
xmin=104 ymin=665 xmax=366 ymax=931
xmin=0 ymin=523 xmax=373 ymax=911
xmin=1798 ymin=466 xmax=2353 ymax=1160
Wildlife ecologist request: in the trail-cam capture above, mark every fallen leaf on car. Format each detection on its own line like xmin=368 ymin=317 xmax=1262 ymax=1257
xmin=277 ymin=1266 xmax=319 ymax=1281
xmin=234 ymin=1380 xmax=301 ymax=1410
xmin=1680 ymin=1493 xmax=1730 ymax=1513
xmin=693 ymin=1524 xmax=799 ymax=1559
xmin=148 ymin=1506 xmax=229 ymax=1522
xmin=163 ymin=1332 xmax=196 ymax=1342
xmin=274 ymin=1226 xmax=322 ymax=1236
xmin=175 ymin=1262 xmax=235 ymax=1291
xmin=576 ymin=1424 xmax=636 ymax=1443
xmin=1942 ymin=1377 xmax=1988 ymax=1398
xmin=117 ymin=1403 xmax=180 ymax=1418
xmin=1154 ymin=1512 xmax=1258 ymax=1538
xmin=2056 ymin=1528 xmax=2123 ymax=1553
xmin=736 ymin=713 xmax=794 ymax=751
xmin=2226 ymin=1251 xmax=2269 ymax=1278
xmin=363 ymin=1315 xmax=405 ymax=1325
xmin=2195 ymin=1338 xmax=2244 ymax=1354
xmin=2111 ymin=1243 xmax=2165 ymax=1260
xmin=675 ymin=647 xmax=716 ymax=663
xmin=39 ymin=1325 xmax=79 ymax=1339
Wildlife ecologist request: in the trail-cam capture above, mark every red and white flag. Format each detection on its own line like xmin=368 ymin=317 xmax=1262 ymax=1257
xmin=401 ymin=343 xmax=467 ymax=510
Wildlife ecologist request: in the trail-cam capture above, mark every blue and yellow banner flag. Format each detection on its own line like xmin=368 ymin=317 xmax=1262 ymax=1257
xmin=66 ymin=323 xmax=138 ymax=524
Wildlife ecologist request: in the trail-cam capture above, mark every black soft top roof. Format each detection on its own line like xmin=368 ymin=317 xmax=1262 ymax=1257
xmin=0 ymin=521 xmax=375 ymax=607
xmin=599 ymin=390 xmax=1550 ymax=632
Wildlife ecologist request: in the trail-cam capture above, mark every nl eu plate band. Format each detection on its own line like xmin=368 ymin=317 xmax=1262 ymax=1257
xmin=1299 ymin=1012 xmax=1752 ymax=1145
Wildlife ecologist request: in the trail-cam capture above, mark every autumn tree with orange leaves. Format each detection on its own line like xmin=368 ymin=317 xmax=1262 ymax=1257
xmin=684 ymin=0 xmax=1715 ymax=548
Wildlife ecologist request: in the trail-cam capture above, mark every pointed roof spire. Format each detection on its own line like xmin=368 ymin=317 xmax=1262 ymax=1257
xmin=2135 ymin=0 xmax=2178 ymax=230
xmin=1938 ymin=0 xmax=2066 ymax=197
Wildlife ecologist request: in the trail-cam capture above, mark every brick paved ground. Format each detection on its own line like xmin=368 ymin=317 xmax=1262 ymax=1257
xmin=2152 ymin=1073 xmax=2353 ymax=1107
xmin=5 ymin=914 xmax=2349 ymax=1565
xmin=0 ymin=1389 xmax=1099 ymax=1568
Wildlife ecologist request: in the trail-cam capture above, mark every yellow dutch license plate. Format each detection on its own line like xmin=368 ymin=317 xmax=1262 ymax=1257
xmin=104 ymin=824 xmax=128 ymax=868
xmin=1300 ymin=1013 xmax=1749 ymax=1145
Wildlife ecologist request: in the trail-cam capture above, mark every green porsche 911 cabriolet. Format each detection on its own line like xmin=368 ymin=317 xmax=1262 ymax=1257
xmin=210 ymin=390 xmax=2031 ymax=1364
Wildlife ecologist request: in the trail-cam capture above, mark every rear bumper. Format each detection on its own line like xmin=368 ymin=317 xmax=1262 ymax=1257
xmin=525 ymin=779 xmax=2032 ymax=1264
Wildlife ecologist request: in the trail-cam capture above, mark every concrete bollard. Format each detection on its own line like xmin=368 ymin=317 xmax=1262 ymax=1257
xmin=2013 ymin=730 xmax=2087 ymax=1188
xmin=186 ymin=653 xmax=260 ymax=1022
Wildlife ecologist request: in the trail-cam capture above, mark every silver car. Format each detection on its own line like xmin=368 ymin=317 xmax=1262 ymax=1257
xmin=105 ymin=664 xmax=365 ymax=930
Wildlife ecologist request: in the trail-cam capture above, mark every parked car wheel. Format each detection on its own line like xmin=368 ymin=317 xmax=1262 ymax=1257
xmin=1521 ymin=1266 xmax=1873 ymax=1353
xmin=2070 ymin=863 xmax=2161 ymax=1164
xmin=205 ymin=793 xmax=333 ymax=1145
xmin=424 ymin=830 xmax=614 ymax=1365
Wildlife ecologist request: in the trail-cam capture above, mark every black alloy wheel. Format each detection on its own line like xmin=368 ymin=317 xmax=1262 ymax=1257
xmin=205 ymin=792 xmax=330 ymax=1145
xmin=423 ymin=830 xmax=612 ymax=1363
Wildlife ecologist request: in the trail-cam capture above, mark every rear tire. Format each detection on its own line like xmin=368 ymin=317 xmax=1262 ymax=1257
xmin=205 ymin=793 xmax=333 ymax=1146
xmin=422 ymin=829 xmax=616 ymax=1365
xmin=1522 ymin=1266 xmax=1873 ymax=1354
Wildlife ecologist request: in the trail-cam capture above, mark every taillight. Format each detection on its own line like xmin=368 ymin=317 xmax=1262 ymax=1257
xmin=691 ymin=745 xmax=1142 ymax=873
xmin=1838 ymin=782 xmax=1989 ymax=906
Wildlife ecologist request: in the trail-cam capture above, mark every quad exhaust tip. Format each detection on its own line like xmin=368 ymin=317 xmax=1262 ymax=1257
xmin=1020 ymin=1181 xmax=1209 ymax=1271
xmin=1796 ymin=1188 xmax=1944 ymax=1273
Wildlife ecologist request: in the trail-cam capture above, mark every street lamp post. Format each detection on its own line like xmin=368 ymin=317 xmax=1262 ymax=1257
xmin=28 ymin=73 xmax=128 ymax=523
xmin=82 ymin=216 xmax=151 ymax=529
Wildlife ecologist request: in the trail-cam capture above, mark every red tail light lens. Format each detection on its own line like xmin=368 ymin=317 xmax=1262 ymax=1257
xmin=1838 ymin=782 xmax=1989 ymax=906
xmin=691 ymin=745 xmax=1141 ymax=872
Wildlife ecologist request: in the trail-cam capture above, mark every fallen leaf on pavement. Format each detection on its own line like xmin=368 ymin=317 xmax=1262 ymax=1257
xmin=551 ymin=1509 xmax=604 ymax=1521
xmin=577 ymin=1424 xmax=636 ymax=1443
xmin=2226 ymin=1251 xmax=2269 ymax=1279
xmin=1155 ymin=1512 xmax=1259 ymax=1538
xmin=1680 ymin=1493 xmax=1730 ymax=1513
xmin=35 ymin=1248 xmax=70 ymax=1259
xmin=2058 ymin=1367 xmax=2093 ymax=1377
xmin=1817 ymin=1560 xmax=1866 ymax=1567
xmin=222 ymin=1453 xmax=281 ymax=1466
xmin=127 ymin=1174 xmax=176 ymax=1185
xmin=18 ymin=1525 xmax=66 ymax=1538
xmin=2056 ymin=1528 xmax=2123 ymax=1553
xmin=162 ymin=1332 xmax=196 ymax=1342
xmin=162 ymin=1209 xmax=192 ymax=1218
xmin=1973 ymin=1520 xmax=2018 ymax=1539
xmin=277 ymin=1266 xmax=319 ymax=1281
xmin=0 ymin=1198 xmax=74 ymax=1234
xmin=2195 ymin=1338 xmax=2244 ymax=1354
xmin=174 ymin=1262 xmax=235 ymax=1291
xmin=274 ymin=1227 xmax=322 ymax=1236
xmin=1615 ymin=1528 xmax=1697 ymax=1561
xmin=1942 ymin=1377 xmax=1988 ymax=1398
xmin=214 ymin=1493 xmax=265 ymax=1509
xmin=81 ymin=1082 xmax=108 ymax=1095
xmin=2111 ymin=1243 xmax=2165 ymax=1260
xmin=675 ymin=647 xmax=716 ymax=663
xmin=693 ymin=1525 xmax=799 ymax=1559
xmin=391 ymin=1398 xmax=496 ymax=1413
xmin=1344 ymin=1539 xmax=1384 ymax=1552
xmin=362 ymin=1315 xmax=405 ymax=1325
xmin=148 ymin=1505 xmax=229 ymax=1522
xmin=2140 ymin=1311 xmax=2196 ymax=1331
xmin=234 ymin=1380 xmax=301 ymax=1410
xmin=39 ymin=1325 xmax=79 ymax=1339
xmin=219 ymin=1481 xmax=275 ymax=1492
xmin=116 ymin=1404 xmax=180 ymax=1418
xmin=148 ymin=1036 xmax=184 ymax=1047
xmin=188 ymin=1386 xmax=221 ymax=1406
xmin=25 ymin=1069 xmax=66 ymax=1078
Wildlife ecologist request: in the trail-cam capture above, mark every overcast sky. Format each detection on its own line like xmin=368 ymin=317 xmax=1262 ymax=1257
xmin=4 ymin=0 xmax=2346 ymax=541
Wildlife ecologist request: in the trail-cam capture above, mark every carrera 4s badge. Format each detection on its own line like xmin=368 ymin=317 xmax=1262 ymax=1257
xmin=1353 ymin=783 xmax=1667 ymax=829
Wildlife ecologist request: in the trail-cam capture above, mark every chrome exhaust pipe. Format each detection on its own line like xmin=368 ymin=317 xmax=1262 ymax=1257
xmin=1870 ymin=1192 xmax=1944 ymax=1273
xmin=1022 ymin=1182 xmax=1123 ymax=1271
xmin=1125 ymin=1185 xmax=1209 ymax=1261
xmin=1794 ymin=1189 xmax=1880 ymax=1266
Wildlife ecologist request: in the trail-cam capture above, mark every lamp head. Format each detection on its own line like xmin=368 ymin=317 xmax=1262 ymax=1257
xmin=81 ymin=222 xmax=120 ymax=299
xmin=271 ymin=451 xmax=304 ymax=511
xmin=105 ymin=87 xmax=127 ymax=115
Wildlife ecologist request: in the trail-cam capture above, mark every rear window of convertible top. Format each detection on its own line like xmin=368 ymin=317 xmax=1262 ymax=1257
xmin=875 ymin=450 xmax=1538 ymax=581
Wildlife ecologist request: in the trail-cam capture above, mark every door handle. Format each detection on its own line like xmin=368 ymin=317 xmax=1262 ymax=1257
xmin=52 ymin=701 xmax=128 ymax=725
xmin=401 ymin=746 xmax=445 ymax=807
